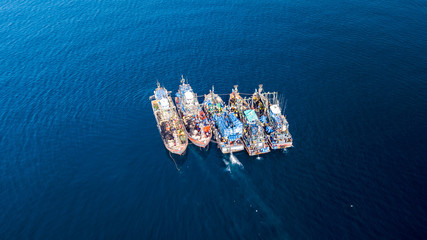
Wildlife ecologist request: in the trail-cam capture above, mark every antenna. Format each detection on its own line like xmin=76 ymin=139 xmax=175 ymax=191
xmin=283 ymin=99 xmax=288 ymax=115
xmin=180 ymin=75 xmax=185 ymax=84
xmin=233 ymin=85 xmax=238 ymax=93
xmin=258 ymin=84 xmax=263 ymax=93
xmin=211 ymin=85 xmax=215 ymax=102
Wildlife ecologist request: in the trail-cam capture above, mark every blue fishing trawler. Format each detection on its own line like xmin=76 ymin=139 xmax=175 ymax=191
xmin=203 ymin=88 xmax=244 ymax=153
xmin=229 ymin=85 xmax=270 ymax=156
xmin=251 ymin=85 xmax=293 ymax=149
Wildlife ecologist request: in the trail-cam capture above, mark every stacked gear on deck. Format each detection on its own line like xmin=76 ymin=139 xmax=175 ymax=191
xmin=202 ymin=90 xmax=245 ymax=154
xmin=228 ymin=112 xmax=243 ymax=138
xmin=215 ymin=112 xmax=243 ymax=142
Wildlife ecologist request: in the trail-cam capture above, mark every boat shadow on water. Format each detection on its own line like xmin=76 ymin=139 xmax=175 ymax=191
xmin=187 ymin=142 xmax=211 ymax=158
xmin=164 ymin=148 xmax=188 ymax=171
xmin=163 ymin=142 xmax=214 ymax=171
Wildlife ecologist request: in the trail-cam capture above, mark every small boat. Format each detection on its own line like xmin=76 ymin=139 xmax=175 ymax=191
xmin=175 ymin=76 xmax=212 ymax=148
xmin=251 ymin=84 xmax=293 ymax=149
xmin=149 ymin=82 xmax=188 ymax=155
xmin=229 ymin=85 xmax=270 ymax=156
xmin=203 ymin=87 xmax=244 ymax=153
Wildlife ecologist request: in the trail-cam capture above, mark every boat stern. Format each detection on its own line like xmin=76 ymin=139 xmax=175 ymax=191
xmin=268 ymin=138 xmax=293 ymax=150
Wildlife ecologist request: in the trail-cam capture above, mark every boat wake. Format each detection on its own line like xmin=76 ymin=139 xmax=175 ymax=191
xmin=223 ymin=159 xmax=231 ymax=173
xmin=223 ymin=154 xmax=289 ymax=239
xmin=223 ymin=153 xmax=244 ymax=173
xmin=230 ymin=153 xmax=244 ymax=169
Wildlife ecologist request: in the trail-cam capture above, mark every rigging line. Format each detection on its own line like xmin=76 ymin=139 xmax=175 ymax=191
xmin=221 ymin=93 xmax=253 ymax=96
xmin=197 ymin=92 xmax=254 ymax=97
xmin=168 ymin=151 xmax=180 ymax=171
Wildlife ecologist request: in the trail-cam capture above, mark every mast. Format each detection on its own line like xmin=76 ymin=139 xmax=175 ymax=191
xmin=211 ymin=85 xmax=215 ymax=103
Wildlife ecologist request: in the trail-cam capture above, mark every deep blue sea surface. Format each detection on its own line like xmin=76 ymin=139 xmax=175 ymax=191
xmin=1 ymin=0 xmax=426 ymax=239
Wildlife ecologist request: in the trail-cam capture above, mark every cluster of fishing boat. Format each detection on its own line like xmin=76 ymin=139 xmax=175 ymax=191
xmin=149 ymin=76 xmax=293 ymax=156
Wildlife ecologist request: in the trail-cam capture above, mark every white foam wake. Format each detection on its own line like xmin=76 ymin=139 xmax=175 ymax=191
xmin=230 ymin=153 xmax=244 ymax=169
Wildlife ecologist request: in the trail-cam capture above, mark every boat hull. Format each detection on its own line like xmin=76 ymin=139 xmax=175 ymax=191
xmin=269 ymin=142 xmax=292 ymax=150
xmin=229 ymin=89 xmax=270 ymax=156
xmin=268 ymin=139 xmax=293 ymax=150
xmin=179 ymin=113 xmax=212 ymax=148
xmin=213 ymin=129 xmax=244 ymax=153
xmin=251 ymin=88 xmax=293 ymax=152
xmin=175 ymin=95 xmax=212 ymax=149
xmin=188 ymin=134 xmax=211 ymax=148
xmin=219 ymin=144 xmax=244 ymax=154
xmin=243 ymin=142 xmax=270 ymax=156
xmin=204 ymin=93 xmax=244 ymax=153
xmin=151 ymin=96 xmax=188 ymax=156
xmin=166 ymin=144 xmax=187 ymax=155
xmin=154 ymin=120 xmax=188 ymax=155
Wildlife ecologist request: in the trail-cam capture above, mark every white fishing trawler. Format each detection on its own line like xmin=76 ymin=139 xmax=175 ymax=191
xmin=175 ymin=76 xmax=212 ymax=148
xmin=149 ymin=82 xmax=188 ymax=155
xmin=251 ymin=84 xmax=293 ymax=149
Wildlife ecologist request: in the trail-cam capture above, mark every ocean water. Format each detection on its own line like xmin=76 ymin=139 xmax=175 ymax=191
xmin=0 ymin=0 xmax=426 ymax=239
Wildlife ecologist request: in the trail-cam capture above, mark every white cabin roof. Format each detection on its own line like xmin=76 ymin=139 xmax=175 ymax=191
xmin=185 ymin=91 xmax=193 ymax=100
xmin=160 ymin=98 xmax=169 ymax=110
xmin=270 ymin=104 xmax=281 ymax=114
